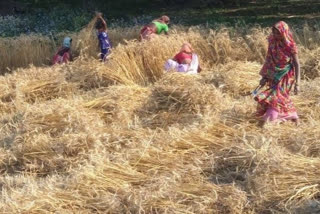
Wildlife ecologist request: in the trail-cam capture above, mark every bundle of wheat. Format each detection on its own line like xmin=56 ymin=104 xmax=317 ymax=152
xmin=203 ymin=61 xmax=261 ymax=97
xmin=250 ymin=145 xmax=320 ymax=212
xmin=136 ymin=73 xmax=225 ymax=128
xmin=20 ymin=80 xmax=76 ymax=103
xmin=84 ymin=85 xmax=150 ymax=124
xmin=300 ymin=47 xmax=320 ymax=80
xmin=242 ymin=26 xmax=269 ymax=63
xmin=1 ymin=19 xmax=320 ymax=214
xmin=0 ymin=98 xmax=104 ymax=175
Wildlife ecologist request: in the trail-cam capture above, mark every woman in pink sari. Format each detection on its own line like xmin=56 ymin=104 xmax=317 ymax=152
xmin=255 ymin=21 xmax=301 ymax=126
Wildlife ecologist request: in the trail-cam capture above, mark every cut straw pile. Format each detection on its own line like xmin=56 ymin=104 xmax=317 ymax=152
xmin=1 ymin=20 xmax=320 ymax=214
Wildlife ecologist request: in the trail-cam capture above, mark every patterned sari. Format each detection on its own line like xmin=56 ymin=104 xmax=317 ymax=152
xmin=140 ymin=25 xmax=156 ymax=40
xmin=255 ymin=21 xmax=298 ymax=122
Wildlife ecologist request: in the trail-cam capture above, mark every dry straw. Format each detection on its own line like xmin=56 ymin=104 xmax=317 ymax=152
xmin=1 ymin=18 xmax=320 ymax=213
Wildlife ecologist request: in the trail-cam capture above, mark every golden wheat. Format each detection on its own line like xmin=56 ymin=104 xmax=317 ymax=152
xmin=1 ymin=20 xmax=320 ymax=213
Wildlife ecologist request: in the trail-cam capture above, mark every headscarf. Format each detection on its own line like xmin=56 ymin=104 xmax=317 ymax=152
xmin=260 ymin=21 xmax=297 ymax=79
xmin=268 ymin=21 xmax=297 ymax=55
xmin=180 ymin=42 xmax=193 ymax=53
xmin=63 ymin=37 xmax=72 ymax=48
xmin=160 ymin=15 xmax=170 ymax=23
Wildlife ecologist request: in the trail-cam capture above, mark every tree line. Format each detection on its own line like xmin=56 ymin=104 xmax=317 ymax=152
xmin=15 ymin=0 xmax=285 ymax=9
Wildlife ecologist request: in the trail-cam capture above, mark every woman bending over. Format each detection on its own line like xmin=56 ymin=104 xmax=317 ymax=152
xmin=140 ymin=15 xmax=170 ymax=40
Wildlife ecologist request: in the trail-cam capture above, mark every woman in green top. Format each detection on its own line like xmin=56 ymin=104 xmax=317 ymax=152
xmin=140 ymin=15 xmax=170 ymax=40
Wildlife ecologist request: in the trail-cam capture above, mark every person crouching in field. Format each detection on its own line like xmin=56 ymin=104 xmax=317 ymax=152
xmin=164 ymin=43 xmax=201 ymax=74
xmin=140 ymin=15 xmax=170 ymax=40
xmin=254 ymin=21 xmax=300 ymax=126
xmin=52 ymin=37 xmax=73 ymax=65
xmin=95 ymin=13 xmax=111 ymax=61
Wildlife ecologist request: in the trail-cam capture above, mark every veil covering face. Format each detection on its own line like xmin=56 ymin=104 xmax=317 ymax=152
xmin=260 ymin=21 xmax=298 ymax=78
xmin=268 ymin=21 xmax=297 ymax=55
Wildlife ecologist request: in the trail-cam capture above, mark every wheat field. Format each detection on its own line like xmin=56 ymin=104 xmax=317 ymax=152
xmin=0 ymin=20 xmax=320 ymax=213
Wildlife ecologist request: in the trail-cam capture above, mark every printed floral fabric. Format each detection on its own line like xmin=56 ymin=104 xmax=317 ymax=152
xmin=255 ymin=21 xmax=298 ymax=119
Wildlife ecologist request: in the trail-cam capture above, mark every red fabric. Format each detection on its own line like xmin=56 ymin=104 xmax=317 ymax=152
xmin=255 ymin=21 xmax=298 ymax=121
xmin=260 ymin=21 xmax=297 ymax=78
xmin=174 ymin=51 xmax=192 ymax=64
xmin=62 ymin=52 xmax=70 ymax=63
xmin=140 ymin=26 xmax=148 ymax=35
xmin=52 ymin=52 xmax=70 ymax=65
xmin=140 ymin=26 xmax=156 ymax=40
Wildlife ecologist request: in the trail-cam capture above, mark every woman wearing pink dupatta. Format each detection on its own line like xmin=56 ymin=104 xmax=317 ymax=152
xmin=255 ymin=21 xmax=301 ymax=125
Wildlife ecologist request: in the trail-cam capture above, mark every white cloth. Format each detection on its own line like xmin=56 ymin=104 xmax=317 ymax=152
xmin=186 ymin=54 xmax=199 ymax=74
xmin=164 ymin=54 xmax=199 ymax=74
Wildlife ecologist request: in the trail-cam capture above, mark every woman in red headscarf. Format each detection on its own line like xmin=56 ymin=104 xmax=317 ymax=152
xmin=255 ymin=21 xmax=301 ymax=126
xmin=173 ymin=43 xmax=193 ymax=65
xmin=140 ymin=15 xmax=170 ymax=40
xmin=165 ymin=42 xmax=201 ymax=74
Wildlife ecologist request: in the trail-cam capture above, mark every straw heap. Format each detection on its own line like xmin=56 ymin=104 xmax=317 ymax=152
xmin=0 ymin=20 xmax=320 ymax=213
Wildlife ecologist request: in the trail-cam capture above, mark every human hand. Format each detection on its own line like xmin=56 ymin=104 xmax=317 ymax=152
xmin=259 ymin=78 xmax=267 ymax=87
